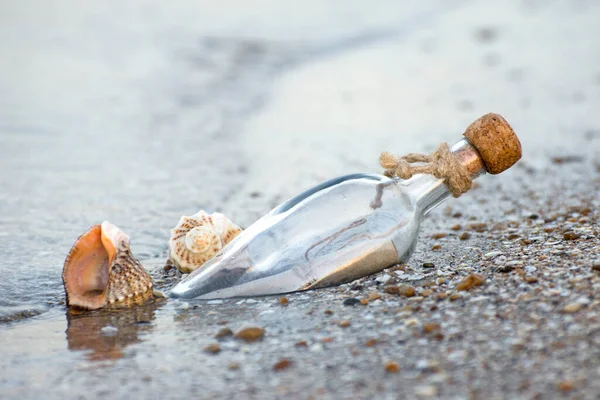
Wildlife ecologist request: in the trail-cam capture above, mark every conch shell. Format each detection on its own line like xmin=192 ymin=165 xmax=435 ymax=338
xmin=62 ymin=221 xmax=154 ymax=310
xmin=168 ymin=210 xmax=242 ymax=273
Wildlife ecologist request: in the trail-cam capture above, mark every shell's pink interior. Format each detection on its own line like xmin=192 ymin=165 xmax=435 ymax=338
xmin=63 ymin=225 xmax=114 ymax=309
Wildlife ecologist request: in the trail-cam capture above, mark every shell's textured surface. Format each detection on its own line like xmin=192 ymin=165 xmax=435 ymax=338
xmin=168 ymin=211 xmax=242 ymax=273
xmin=62 ymin=221 xmax=154 ymax=310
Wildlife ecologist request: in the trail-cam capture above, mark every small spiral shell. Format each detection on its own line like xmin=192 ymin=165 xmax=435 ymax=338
xmin=62 ymin=221 xmax=154 ymax=310
xmin=168 ymin=210 xmax=242 ymax=273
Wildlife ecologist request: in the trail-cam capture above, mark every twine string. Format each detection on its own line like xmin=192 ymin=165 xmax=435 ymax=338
xmin=379 ymin=143 xmax=472 ymax=198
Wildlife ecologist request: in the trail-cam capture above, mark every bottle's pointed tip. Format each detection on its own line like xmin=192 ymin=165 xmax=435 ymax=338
xmin=168 ymin=273 xmax=202 ymax=299
xmin=167 ymin=284 xmax=187 ymax=299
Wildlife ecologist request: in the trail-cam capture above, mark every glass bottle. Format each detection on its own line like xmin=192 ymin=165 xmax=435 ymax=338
xmin=170 ymin=114 xmax=521 ymax=299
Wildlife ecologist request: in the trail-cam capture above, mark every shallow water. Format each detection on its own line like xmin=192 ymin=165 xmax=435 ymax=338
xmin=2 ymin=0 xmax=600 ymax=398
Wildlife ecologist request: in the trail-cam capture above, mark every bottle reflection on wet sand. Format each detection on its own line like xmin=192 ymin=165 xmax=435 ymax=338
xmin=65 ymin=302 xmax=162 ymax=362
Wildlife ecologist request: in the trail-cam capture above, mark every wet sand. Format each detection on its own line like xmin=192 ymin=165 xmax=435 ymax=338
xmin=1 ymin=1 xmax=600 ymax=398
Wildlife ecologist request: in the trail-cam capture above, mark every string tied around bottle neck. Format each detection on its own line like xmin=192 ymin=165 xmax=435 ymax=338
xmin=379 ymin=143 xmax=473 ymax=198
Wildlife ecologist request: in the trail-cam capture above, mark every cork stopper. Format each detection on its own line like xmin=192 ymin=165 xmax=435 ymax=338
xmin=462 ymin=113 xmax=522 ymax=174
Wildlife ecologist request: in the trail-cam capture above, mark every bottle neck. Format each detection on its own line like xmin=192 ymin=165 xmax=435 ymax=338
xmin=400 ymin=139 xmax=486 ymax=216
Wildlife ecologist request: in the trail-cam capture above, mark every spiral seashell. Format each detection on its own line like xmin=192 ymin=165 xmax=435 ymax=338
xmin=62 ymin=221 xmax=154 ymax=310
xmin=168 ymin=210 xmax=242 ymax=273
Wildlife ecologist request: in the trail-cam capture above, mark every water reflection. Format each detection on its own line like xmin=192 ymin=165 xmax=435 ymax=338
xmin=65 ymin=301 xmax=163 ymax=362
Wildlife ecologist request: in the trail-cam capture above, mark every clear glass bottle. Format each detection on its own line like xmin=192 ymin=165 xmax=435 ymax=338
xmin=170 ymin=114 xmax=521 ymax=299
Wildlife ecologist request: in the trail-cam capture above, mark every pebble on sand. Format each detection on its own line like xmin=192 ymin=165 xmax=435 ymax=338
xmin=415 ymin=385 xmax=438 ymax=397
xmin=343 ymin=298 xmax=361 ymax=306
xmin=204 ymin=343 xmax=221 ymax=354
xmin=384 ymin=361 xmax=400 ymax=373
xmin=459 ymin=232 xmax=471 ymax=241
xmin=562 ymin=303 xmax=583 ymax=313
xmin=215 ymin=328 xmax=233 ymax=339
xmin=524 ymin=276 xmax=538 ymax=284
xmin=234 ymin=327 xmax=265 ymax=342
xmin=456 ymin=274 xmax=485 ymax=291
xmin=556 ymin=380 xmax=575 ymax=392
xmin=385 ymin=285 xmax=416 ymax=297
xmin=273 ymin=358 xmax=292 ymax=371
xmin=422 ymin=323 xmax=441 ymax=334
xmin=563 ymin=231 xmax=581 ymax=241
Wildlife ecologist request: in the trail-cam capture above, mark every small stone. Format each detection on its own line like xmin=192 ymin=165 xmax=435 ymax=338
xmin=456 ymin=274 xmax=485 ymax=291
xmin=496 ymin=265 xmax=514 ymax=273
xmin=450 ymin=224 xmax=462 ymax=231
xmin=273 ymin=358 xmax=292 ymax=371
xmin=415 ymin=359 xmax=440 ymax=373
xmin=324 ymin=309 xmax=334 ymax=315
xmin=592 ymin=264 xmax=600 ymax=272
xmin=338 ymin=320 xmax=351 ymax=328
xmin=421 ymin=289 xmax=434 ymax=297
xmin=434 ymin=293 xmax=448 ymax=301
xmin=468 ymin=222 xmax=488 ymax=232
xmin=507 ymin=233 xmax=520 ymax=240
xmin=524 ymin=276 xmax=538 ymax=284
xmin=163 ymin=260 xmax=174 ymax=272
xmin=228 ymin=362 xmax=240 ymax=370
xmin=215 ymin=327 xmax=234 ymax=339
xmin=490 ymin=222 xmax=508 ymax=231
xmin=423 ymin=323 xmax=441 ymax=334
xmin=484 ymin=251 xmax=504 ymax=260
xmin=431 ymin=244 xmax=442 ymax=251
xmin=563 ymin=303 xmax=583 ymax=313
xmin=295 ymin=340 xmax=308 ymax=347
xmin=152 ymin=290 xmax=167 ymax=299
xmin=360 ymin=299 xmax=369 ymax=305
xmin=368 ymin=292 xmax=381 ymax=301
xmin=415 ymin=385 xmax=438 ymax=397
xmin=524 ymin=265 xmax=537 ymax=274
xmin=321 ymin=337 xmax=334 ymax=343
xmin=556 ymin=380 xmax=575 ymax=392
xmin=459 ymin=232 xmax=471 ymax=241
xmin=431 ymin=232 xmax=447 ymax=239
xmin=384 ymin=361 xmax=400 ymax=373
xmin=279 ymin=297 xmax=289 ymax=305
xmin=384 ymin=286 xmax=400 ymax=295
xmin=376 ymin=274 xmax=391 ymax=283
xmin=234 ymin=327 xmax=265 ymax=342
xmin=563 ymin=231 xmax=581 ymax=241
xmin=204 ymin=343 xmax=221 ymax=354
xmin=422 ymin=262 xmax=435 ymax=268
xmin=365 ymin=339 xmax=378 ymax=347
xmin=343 ymin=298 xmax=361 ymax=306
xmin=398 ymin=285 xmax=416 ymax=297
xmin=449 ymin=293 xmax=462 ymax=301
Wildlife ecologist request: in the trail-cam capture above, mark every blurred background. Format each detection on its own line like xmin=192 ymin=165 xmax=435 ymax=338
xmin=1 ymin=0 xmax=599 ymax=398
